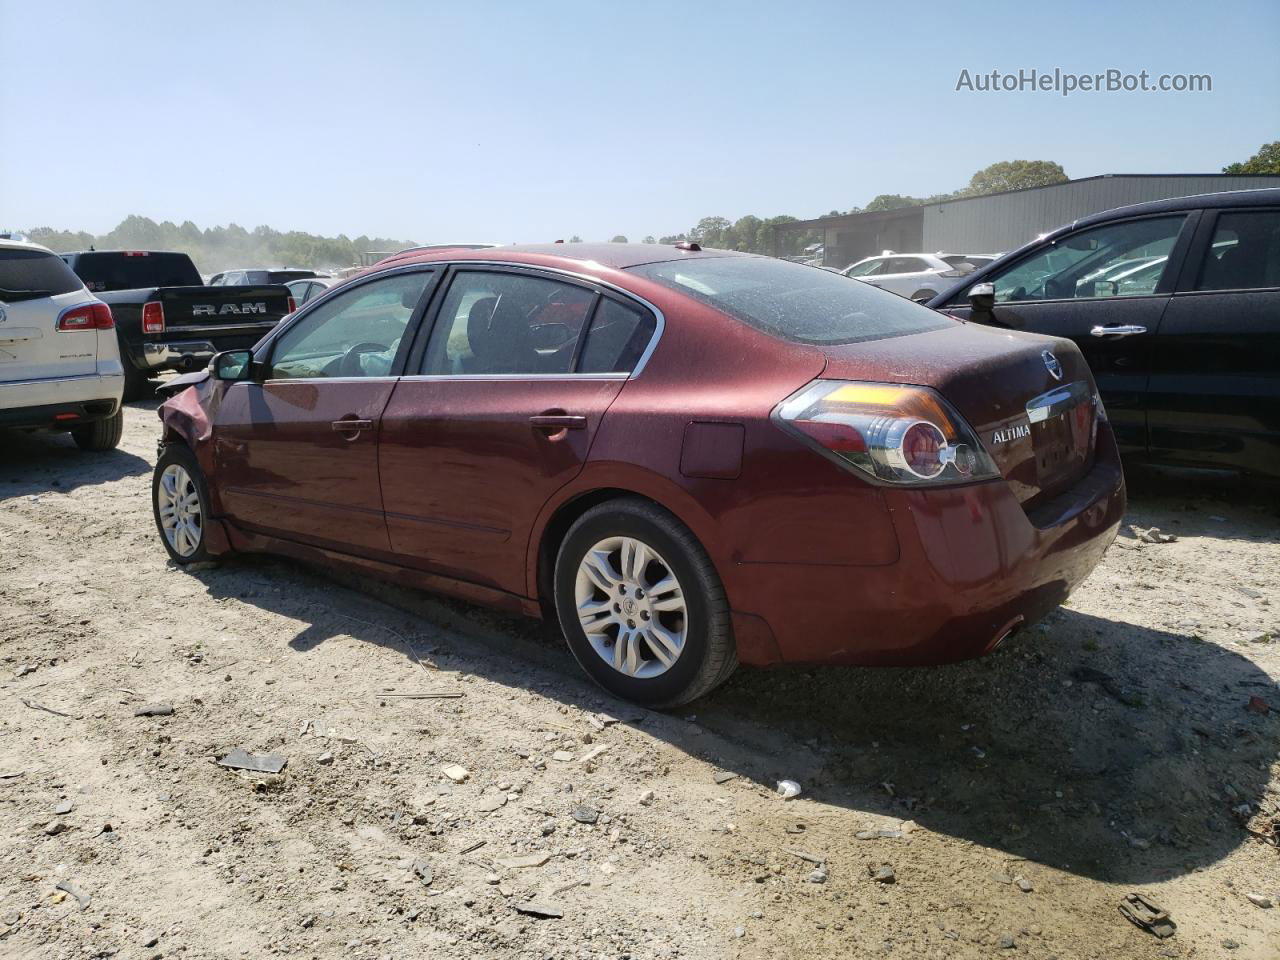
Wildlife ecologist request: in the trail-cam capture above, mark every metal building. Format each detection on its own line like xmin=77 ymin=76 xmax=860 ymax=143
xmin=776 ymin=174 xmax=1280 ymax=269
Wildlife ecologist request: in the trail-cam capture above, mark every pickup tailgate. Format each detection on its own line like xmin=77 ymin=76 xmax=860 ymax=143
xmin=156 ymin=285 xmax=292 ymax=335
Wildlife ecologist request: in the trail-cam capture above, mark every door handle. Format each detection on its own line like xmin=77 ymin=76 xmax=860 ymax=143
xmin=332 ymin=418 xmax=374 ymax=434
xmin=530 ymin=414 xmax=587 ymax=431
xmin=1090 ymin=324 xmax=1147 ymax=337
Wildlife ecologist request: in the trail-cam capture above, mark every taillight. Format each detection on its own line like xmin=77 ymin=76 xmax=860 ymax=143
xmin=57 ymin=302 xmax=115 ymax=331
xmin=774 ymin=381 xmax=999 ymax=486
xmin=142 ymin=301 xmax=165 ymax=334
xmin=286 ymin=296 xmax=297 ymax=313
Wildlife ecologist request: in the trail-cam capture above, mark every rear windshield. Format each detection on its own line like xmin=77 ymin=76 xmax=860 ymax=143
xmin=627 ymin=256 xmax=952 ymax=345
xmin=0 ymin=248 xmax=83 ymax=301
xmin=66 ymin=252 xmax=201 ymax=291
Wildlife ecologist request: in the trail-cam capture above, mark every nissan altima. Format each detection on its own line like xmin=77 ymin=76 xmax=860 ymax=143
xmin=153 ymin=243 xmax=1125 ymax=706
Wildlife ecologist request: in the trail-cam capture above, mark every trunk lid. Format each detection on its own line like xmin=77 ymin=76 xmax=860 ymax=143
xmin=818 ymin=322 xmax=1097 ymax=507
xmin=155 ymin=285 xmax=293 ymax=331
xmin=0 ymin=289 xmax=102 ymax=383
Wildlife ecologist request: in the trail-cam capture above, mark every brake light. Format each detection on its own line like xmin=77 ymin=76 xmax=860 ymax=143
xmin=124 ymin=251 xmax=150 ymax=257
xmin=57 ymin=302 xmax=115 ymax=331
xmin=286 ymin=296 xmax=297 ymax=314
xmin=142 ymin=300 xmax=165 ymax=334
xmin=775 ymin=381 xmax=999 ymax=486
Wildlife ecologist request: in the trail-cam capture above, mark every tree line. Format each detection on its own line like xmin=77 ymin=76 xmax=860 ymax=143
xmin=18 ymin=215 xmax=415 ymax=274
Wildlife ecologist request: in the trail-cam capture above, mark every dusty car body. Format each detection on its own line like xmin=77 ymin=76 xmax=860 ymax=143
xmin=155 ymin=243 xmax=1125 ymax=706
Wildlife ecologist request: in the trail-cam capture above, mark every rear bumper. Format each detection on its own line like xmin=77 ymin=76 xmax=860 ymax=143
xmin=0 ymin=397 xmax=121 ymax=430
xmin=727 ymin=427 xmax=1126 ymax=666
xmin=142 ymin=340 xmax=217 ymax=371
xmin=0 ymin=372 xmax=124 ymax=427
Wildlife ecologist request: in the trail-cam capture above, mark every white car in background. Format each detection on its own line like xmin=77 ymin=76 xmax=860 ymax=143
xmin=0 ymin=238 xmax=125 ymax=450
xmin=841 ymin=252 xmax=999 ymax=302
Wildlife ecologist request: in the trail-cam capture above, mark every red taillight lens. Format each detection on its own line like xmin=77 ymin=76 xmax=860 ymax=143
xmin=142 ymin=301 xmax=165 ymax=334
xmin=57 ymin=302 xmax=115 ymax=331
xmin=775 ymin=381 xmax=998 ymax=486
xmin=286 ymin=296 xmax=297 ymax=313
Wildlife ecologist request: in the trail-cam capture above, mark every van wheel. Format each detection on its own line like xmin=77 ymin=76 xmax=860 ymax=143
xmin=153 ymin=445 xmax=210 ymax=564
xmin=554 ymin=498 xmax=736 ymax=708
xmin=71 ymin=409 xmax=123 ymax=451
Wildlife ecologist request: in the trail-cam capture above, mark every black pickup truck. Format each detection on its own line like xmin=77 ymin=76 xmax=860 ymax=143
xmin=60 ymin=250 xmax=294 ymax=398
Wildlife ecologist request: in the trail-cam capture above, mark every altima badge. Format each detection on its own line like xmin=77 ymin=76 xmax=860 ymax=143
xmin=1042 ymin=350 xmax=1063 ymax=380
xmin=991 ymin=423 xmax=1032 ymax=444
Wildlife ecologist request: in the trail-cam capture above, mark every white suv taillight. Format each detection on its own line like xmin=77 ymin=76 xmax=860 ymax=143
xmin=141 ymin=300 xmax=165 ymax=334
xmin=57 ymin=302 xmax=114 ymax=331
xmin=774 ymin=380 xmax=1000 ymax=486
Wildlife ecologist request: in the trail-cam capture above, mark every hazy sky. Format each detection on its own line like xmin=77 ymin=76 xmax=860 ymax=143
xmin=1 ymin=0 xmax=1276 ymax=243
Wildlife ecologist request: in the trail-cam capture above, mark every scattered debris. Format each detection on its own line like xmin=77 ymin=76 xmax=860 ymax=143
xmin=807 ymin=867 xmax=828 ymax=884
xmin=377 ymin=691 xmax=463 ymax=699
xmin=440 ymin=764 xmax=470 ymax=782
xmin=1120 ymin=893 xmax=1176 ymax=938
xmin=496 ymin=852 xmax=551 ymax=870
xmin=43 ymin=820 xmax=68 ymax=836
xmin=638 ymin=790 xmax=655 ymax=806
xmin=784 ymin=849 xmax=826 ymax=866
xmin=578 ymin=744 xmax=610 ymax=764
xmin=411 ymin=859 xmax=433 ymax=886
xmin=571 ymin=804 xmax=600 ymax=824
xmin=56 ymin=879 xmax=91 ymax=911
xmin=217 ymin=748 xmax=287 ymax=774
xmin=1015 ymin=876 xmax=1034 ymax=893
xmin=1135 ymin=526 xmax=1177 ymax=544
xmin=869 ymin=864 xmax=896 ymax=883
xmin=53 ymin=799 xmax=73 ymax=815
xmin=552 ymin=750 xmax=575 ymax=762
xmin=475 ymin=794 xmax=507 ymax=813
xmin=18 ymin=698 xmax=81 ymax=720
xmin=133 ymin=702 xmax=174 ymax=717
xmin=14 ymin=664 xmax=36 ymax=678
xmin=776 ymin=780 xmax=802 ymax=799
xmin=712 ymin=771 xmax=737 ymax=784
xmin=458 ymin=840 xmax=487 ymax=856
xmin=140 ymin=929 xmax=159 ymax=947
xmin=514 ymin=901 xmax=563 ymax=919
xmin=1246 ymin=893 xmax=1273 ymax=908
xmin=317 ymin=751 xmax=334 ymax=765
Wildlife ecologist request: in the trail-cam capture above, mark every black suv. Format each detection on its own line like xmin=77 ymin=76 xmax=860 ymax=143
xmin=928 ymin=188 xmax=1280 ymax=478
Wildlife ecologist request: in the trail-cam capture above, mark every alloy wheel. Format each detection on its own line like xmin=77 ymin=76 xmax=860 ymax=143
xmin=574 ymin=535 xmax=688 ymax=678
xmin=157 ymin=464 xmax=203 ymax=558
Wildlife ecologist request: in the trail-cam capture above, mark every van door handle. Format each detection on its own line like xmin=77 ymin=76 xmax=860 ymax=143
xmin=530 ymin=414 xmax=587 ymax=430
xmin=1090 ymin=324 xmax=1147 ymax=337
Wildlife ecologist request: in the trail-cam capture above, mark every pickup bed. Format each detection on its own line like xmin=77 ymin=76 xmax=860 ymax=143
xmin=60 ymin=251 xmax=294 ymax=398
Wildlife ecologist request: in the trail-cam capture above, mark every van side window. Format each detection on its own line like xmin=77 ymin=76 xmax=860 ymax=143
xmin=1196 ymin=211 xmax=1280 ymax=291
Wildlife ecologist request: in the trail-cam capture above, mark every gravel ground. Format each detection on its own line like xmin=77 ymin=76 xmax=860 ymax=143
xmin=1 ymin=398 xmax=1278 ymax=960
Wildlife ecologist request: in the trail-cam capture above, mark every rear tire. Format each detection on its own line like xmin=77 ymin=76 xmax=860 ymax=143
xmin=152 ymin=444 xmax=211 ymax=565
xmin=554 ymin=498 xmax=736 ymax=708
xmin=71 ymin=408 xmax=123 ymax=451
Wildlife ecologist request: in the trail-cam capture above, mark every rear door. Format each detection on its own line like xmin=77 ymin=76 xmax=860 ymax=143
xmin=0 ymin=248 xmax=97 ymax=383
xmin=212 ymin=268 xmax=438 ymax=552
xmin=378 ymin=267 xmax=657 ymax=595
xmin=877 ymin=256 xmax=934 ymax=297
xmin=1148 ymin=207 xmax=1280 ymax=474
xmin=940 ymin=212 xmax=1197 ymax=456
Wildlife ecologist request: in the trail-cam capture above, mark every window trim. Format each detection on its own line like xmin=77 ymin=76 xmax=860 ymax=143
xmin=255 ymin=263 xmax=441 ymax=383
xmin=1174 ymin=206 xmax=1280 ymax=296
xmin=400 ymin=262 xmax=665 ymax=381
xmin=954 ymin=211 xmax=1200 ymax=307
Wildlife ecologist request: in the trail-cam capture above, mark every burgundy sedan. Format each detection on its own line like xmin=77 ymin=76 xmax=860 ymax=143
xmin=153 ymin=243 xmax=1125 ymax=706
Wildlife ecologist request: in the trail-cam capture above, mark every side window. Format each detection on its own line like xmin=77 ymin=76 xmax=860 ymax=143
xmin=578 ymin=298 xmax=657 ymax=374
xmin=886 ymin=257 xmax=927 ymax=274
xmin=1196 ymin=211 xmax=1280 ymax=292
xmin=989 ymin=215 xmax=1186 ymax=303
xmin=845 ymin=258 xmax=885 ymax=277
xmin=420 ymin=271 xmax=595 ymax=375
xmin=268 ymin=271 xmax=432 ymax=379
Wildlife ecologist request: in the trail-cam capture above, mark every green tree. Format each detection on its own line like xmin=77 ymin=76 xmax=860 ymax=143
xmin=689 ymin=216 xmax=731 ymax=247
xmin=658 ymin=233 xmax=687 ymax=244
xmin=864 ymin=194 xmax=923 ymax=211
xmin=568 ymin=235 xmax=583 ymax=243
xmin=610 ymin=235 xmax=628 ymax=243
xmin=642 ymin=235 xmax=656 ymax=244
xmin=963 ymin=160 xmax=1067 ymax=196
xmin=1223 ymin=141 xmax=1280 ymax=174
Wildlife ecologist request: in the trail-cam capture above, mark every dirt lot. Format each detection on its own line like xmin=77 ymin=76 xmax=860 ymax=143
xmin=2 ymin=399 xmax=1278 ymax=960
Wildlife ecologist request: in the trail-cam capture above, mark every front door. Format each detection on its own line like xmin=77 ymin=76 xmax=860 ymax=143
xmin=940 ymin=212 xmax=1196 ymax=456
xmin=212 ymin=269 xmax=436 ymax=553
xmin=1150 ymin=207 xmax=1280 ymax=473
xmin=379 ymin=268 xmax=657 ymax=595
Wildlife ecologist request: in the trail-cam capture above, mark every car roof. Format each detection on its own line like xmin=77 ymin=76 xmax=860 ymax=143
xmin=379 ymin=242 xmax=755 ymax=272
xmin=0 ymin=237 xmax=54 ymax=254
xmin=1069 ymin=187 xmax=1280 ymax=232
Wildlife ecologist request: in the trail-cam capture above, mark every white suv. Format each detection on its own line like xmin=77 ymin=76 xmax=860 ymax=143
xmin=841 ymin=252 xmax=999 ymax=302
xmin=0 ymin=239 xmax=125 ymax=450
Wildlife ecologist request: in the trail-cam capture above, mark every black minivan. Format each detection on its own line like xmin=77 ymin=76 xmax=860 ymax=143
xmin=928 ymin=188 xmax=1280 ymax=478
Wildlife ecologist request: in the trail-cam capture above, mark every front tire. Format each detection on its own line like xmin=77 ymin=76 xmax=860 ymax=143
xmin=71 ymin=408 xmax=123 ymax=451
xmin=152 ymin=444 xmax=210 ymax=565
xmin=554 ymin=498 xmax=736 ymax=708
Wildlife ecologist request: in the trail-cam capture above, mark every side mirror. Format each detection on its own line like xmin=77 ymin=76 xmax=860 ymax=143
xmin=967 ymin=281 xmax=995 ymax=311
xmin=212 ymin=349 xmax=254 ymax=381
